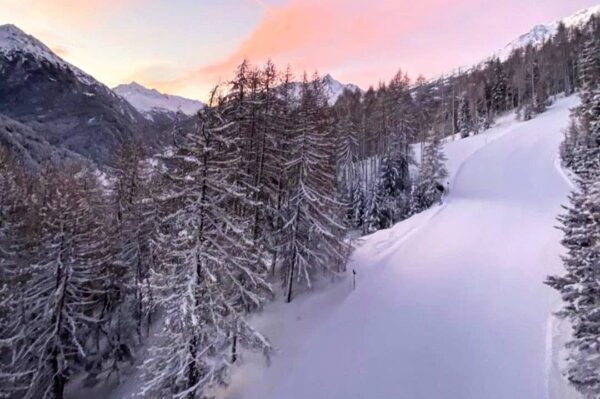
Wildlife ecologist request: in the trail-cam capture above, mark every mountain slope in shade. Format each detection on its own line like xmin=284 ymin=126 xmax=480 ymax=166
xmin=113 ymin=82 xmax=204 ymax=118
xmin=494 ymin=5 xmax=600 ymax=60
xmin=0 ymin=24 xmax=159 ymax=165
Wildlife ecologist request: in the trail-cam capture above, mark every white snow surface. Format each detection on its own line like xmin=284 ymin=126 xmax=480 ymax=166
xmin=0 ymin=24 xmax=96 ymax=85
xmin=216 ymin=96 xmax=581 ymax=399
xmin=113 ymin=82 xmax=205 ymax=117
xmin=494 ymin=5 xmax=600 ymax=60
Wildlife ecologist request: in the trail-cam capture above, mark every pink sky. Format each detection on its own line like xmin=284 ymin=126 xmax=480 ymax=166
xmin=1 ymin=0 xmax=598 ymax=100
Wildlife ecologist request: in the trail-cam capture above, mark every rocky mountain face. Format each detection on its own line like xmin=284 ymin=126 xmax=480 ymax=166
xmin=0 ymin=24 xmax=161 ymax=166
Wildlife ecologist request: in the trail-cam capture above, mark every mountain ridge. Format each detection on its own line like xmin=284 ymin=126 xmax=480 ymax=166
xmin=0 ymin=24 xmax=161 ymax=166
xmin=494 ymin=5 xmax=600 ymax=60
xmin=113 ymin=82 xmax=205 ymax=118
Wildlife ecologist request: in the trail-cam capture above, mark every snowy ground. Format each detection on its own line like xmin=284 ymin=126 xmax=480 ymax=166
xmin=73 ymin=96 xmax=581 ymax=399
xmin=216 ymin=96 xmax=581 ymax=399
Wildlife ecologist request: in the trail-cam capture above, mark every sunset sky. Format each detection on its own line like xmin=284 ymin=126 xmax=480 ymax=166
xmin=1 ymin=0 xmax=597 ymax=100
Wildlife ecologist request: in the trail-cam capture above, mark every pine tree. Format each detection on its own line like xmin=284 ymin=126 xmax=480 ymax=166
xmin=570 ymin=34 xmax=600 ymax=180
xmin=363 ymin=183 xmax=389 ymax=233
xmin=546 ymin=178 xmax=600 ymax=396
xmin=377 ymin=154 xmax=411 ymax=223
xmin=457 ymin=95 xmax=472 ymax=138
xmin=491 ymin=59 xmax=508 ymax=114
xmin=546 ymin=25 xmax=600 ymax=396
xmin=411 ymin=128 xmax=448 ymax=214
xmin=0 ymin=147 xmax=31 ymax=372
xmin=88 ymin=141 xmax=158 ymax=385
xmin=348 ymin=183 xmax=366 ymax=230
xmin=335 ymin=108 xmax=359 ymax=196
xmin=268 ymin=65 xmax=295 ymax=277
xmin=141 ymin=90 xmax=271 ymax=399
xmin=560 ymin=119 xmax=583 ymax=169
xmin=1 ymin=164 xmax=109 ymax=399
xmin=279 ymin=74 xmax=350 ymax=303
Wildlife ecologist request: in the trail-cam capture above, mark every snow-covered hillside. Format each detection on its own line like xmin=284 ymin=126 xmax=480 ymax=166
xmin=0 ymin=24 xmax=96 ymax=86
xmin=113 ymin=82 xmax=204 ymax=117
xmin=212 ymin=96 xmax=580 ymax=399
xmin=495 ymin=5 xmax=600 ymax=60
xmin=70 ymin=96 xmax=584 ymax=399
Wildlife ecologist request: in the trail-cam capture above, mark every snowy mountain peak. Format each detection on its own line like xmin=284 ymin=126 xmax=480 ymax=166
xmin=562 ymin=5 xmax=600 ymax=28
xmin=113 ymin=82 xmax=205 ymax=117
xmin=0 ymin=23 xmax=59 ymax=60
xmin=0 ymin=23 xmax=95 ymax=85
xmin=320 ymin=74 xmax=362 ymax=105
xmin=495 ymin=5 xmax=600 ymax=60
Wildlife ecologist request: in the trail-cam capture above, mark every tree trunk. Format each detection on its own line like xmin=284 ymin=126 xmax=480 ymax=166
xmin=286 ymin=248 xmax=296 ymax=303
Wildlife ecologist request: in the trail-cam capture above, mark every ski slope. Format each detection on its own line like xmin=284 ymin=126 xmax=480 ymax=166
xmin=218 ymin=96 xmax=581 ymax=399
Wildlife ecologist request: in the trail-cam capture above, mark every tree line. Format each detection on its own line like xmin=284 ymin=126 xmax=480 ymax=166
xmin=545 ymin=17 xmax=600 ymax=399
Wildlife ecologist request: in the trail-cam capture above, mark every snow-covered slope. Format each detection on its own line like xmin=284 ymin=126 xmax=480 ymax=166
xmin=113 ymin=82 xmax=204 ymax=117
xmin=210 ymin=96 xmax=580 ymax=399
xmin=0 ymin=24 xmax=95 ymax=85
xmin=74 ymin=97 xmax=583 ymax=399
xmin=495 ymin=5 xmax=600 ymax=60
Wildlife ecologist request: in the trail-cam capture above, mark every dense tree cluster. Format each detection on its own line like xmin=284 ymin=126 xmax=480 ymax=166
xmin=0 ymin=150 xmax=160 ymax=398
xmin=546 ymin=17 xmax=600 ymax=398
xmin=0 ymin=63 xmax=351 ymax=399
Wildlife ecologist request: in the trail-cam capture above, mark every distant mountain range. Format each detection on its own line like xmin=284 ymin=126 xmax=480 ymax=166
xmin=0 ymin=24 xmax=159 ymax=166
xmin=113 ymin=82 xmax=205 ymax=119
xmin=0 ymin=5 xmax=598 ymax=168
xmin=113 ymin=73 xmax=361 ymax=112
xmin=320 ymin=74 xmax=363 ymax=105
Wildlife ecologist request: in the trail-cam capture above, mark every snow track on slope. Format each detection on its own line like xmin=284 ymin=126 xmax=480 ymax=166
xmin=78 ymin=97 xmax=581 ymax=399
xmin=217 ymin=96 xmax=580 ymax=399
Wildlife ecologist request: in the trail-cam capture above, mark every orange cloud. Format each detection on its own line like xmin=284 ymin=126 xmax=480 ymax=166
xmin=148 ymin=0 xmax=456 ymax=95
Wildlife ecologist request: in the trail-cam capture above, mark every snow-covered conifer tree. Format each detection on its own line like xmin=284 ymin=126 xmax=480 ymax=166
xmin=546 ymin=178 xmax=600 ymax=396
xmin=279 ymin=74 xmax=350 ymax=303
xmin=1 ymin=164 xmax=109 ymax=399
xmin=348 ymin=184 xmax=366 ymax=230
xmin=377 ymin=155 xmax=411 ymax=223
xmin=363 ymin=184 xmax=389 ymax=233
xmin=546 ymin=28 xmax=600 ymax=396
xmin=570 ymin=35 xmax=600 ymax=180
xmin=335 ymin=105 xmax=360 ymax=195
xmin=457 ymin=95 xmax=472 ymax=138
xmin=411 ymin=128 xmax=448 ymax=214
xmin=491 ymin=59 xmax=508 ymax=114
xmin=141 ymin=89 xmax=271 ymax=399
